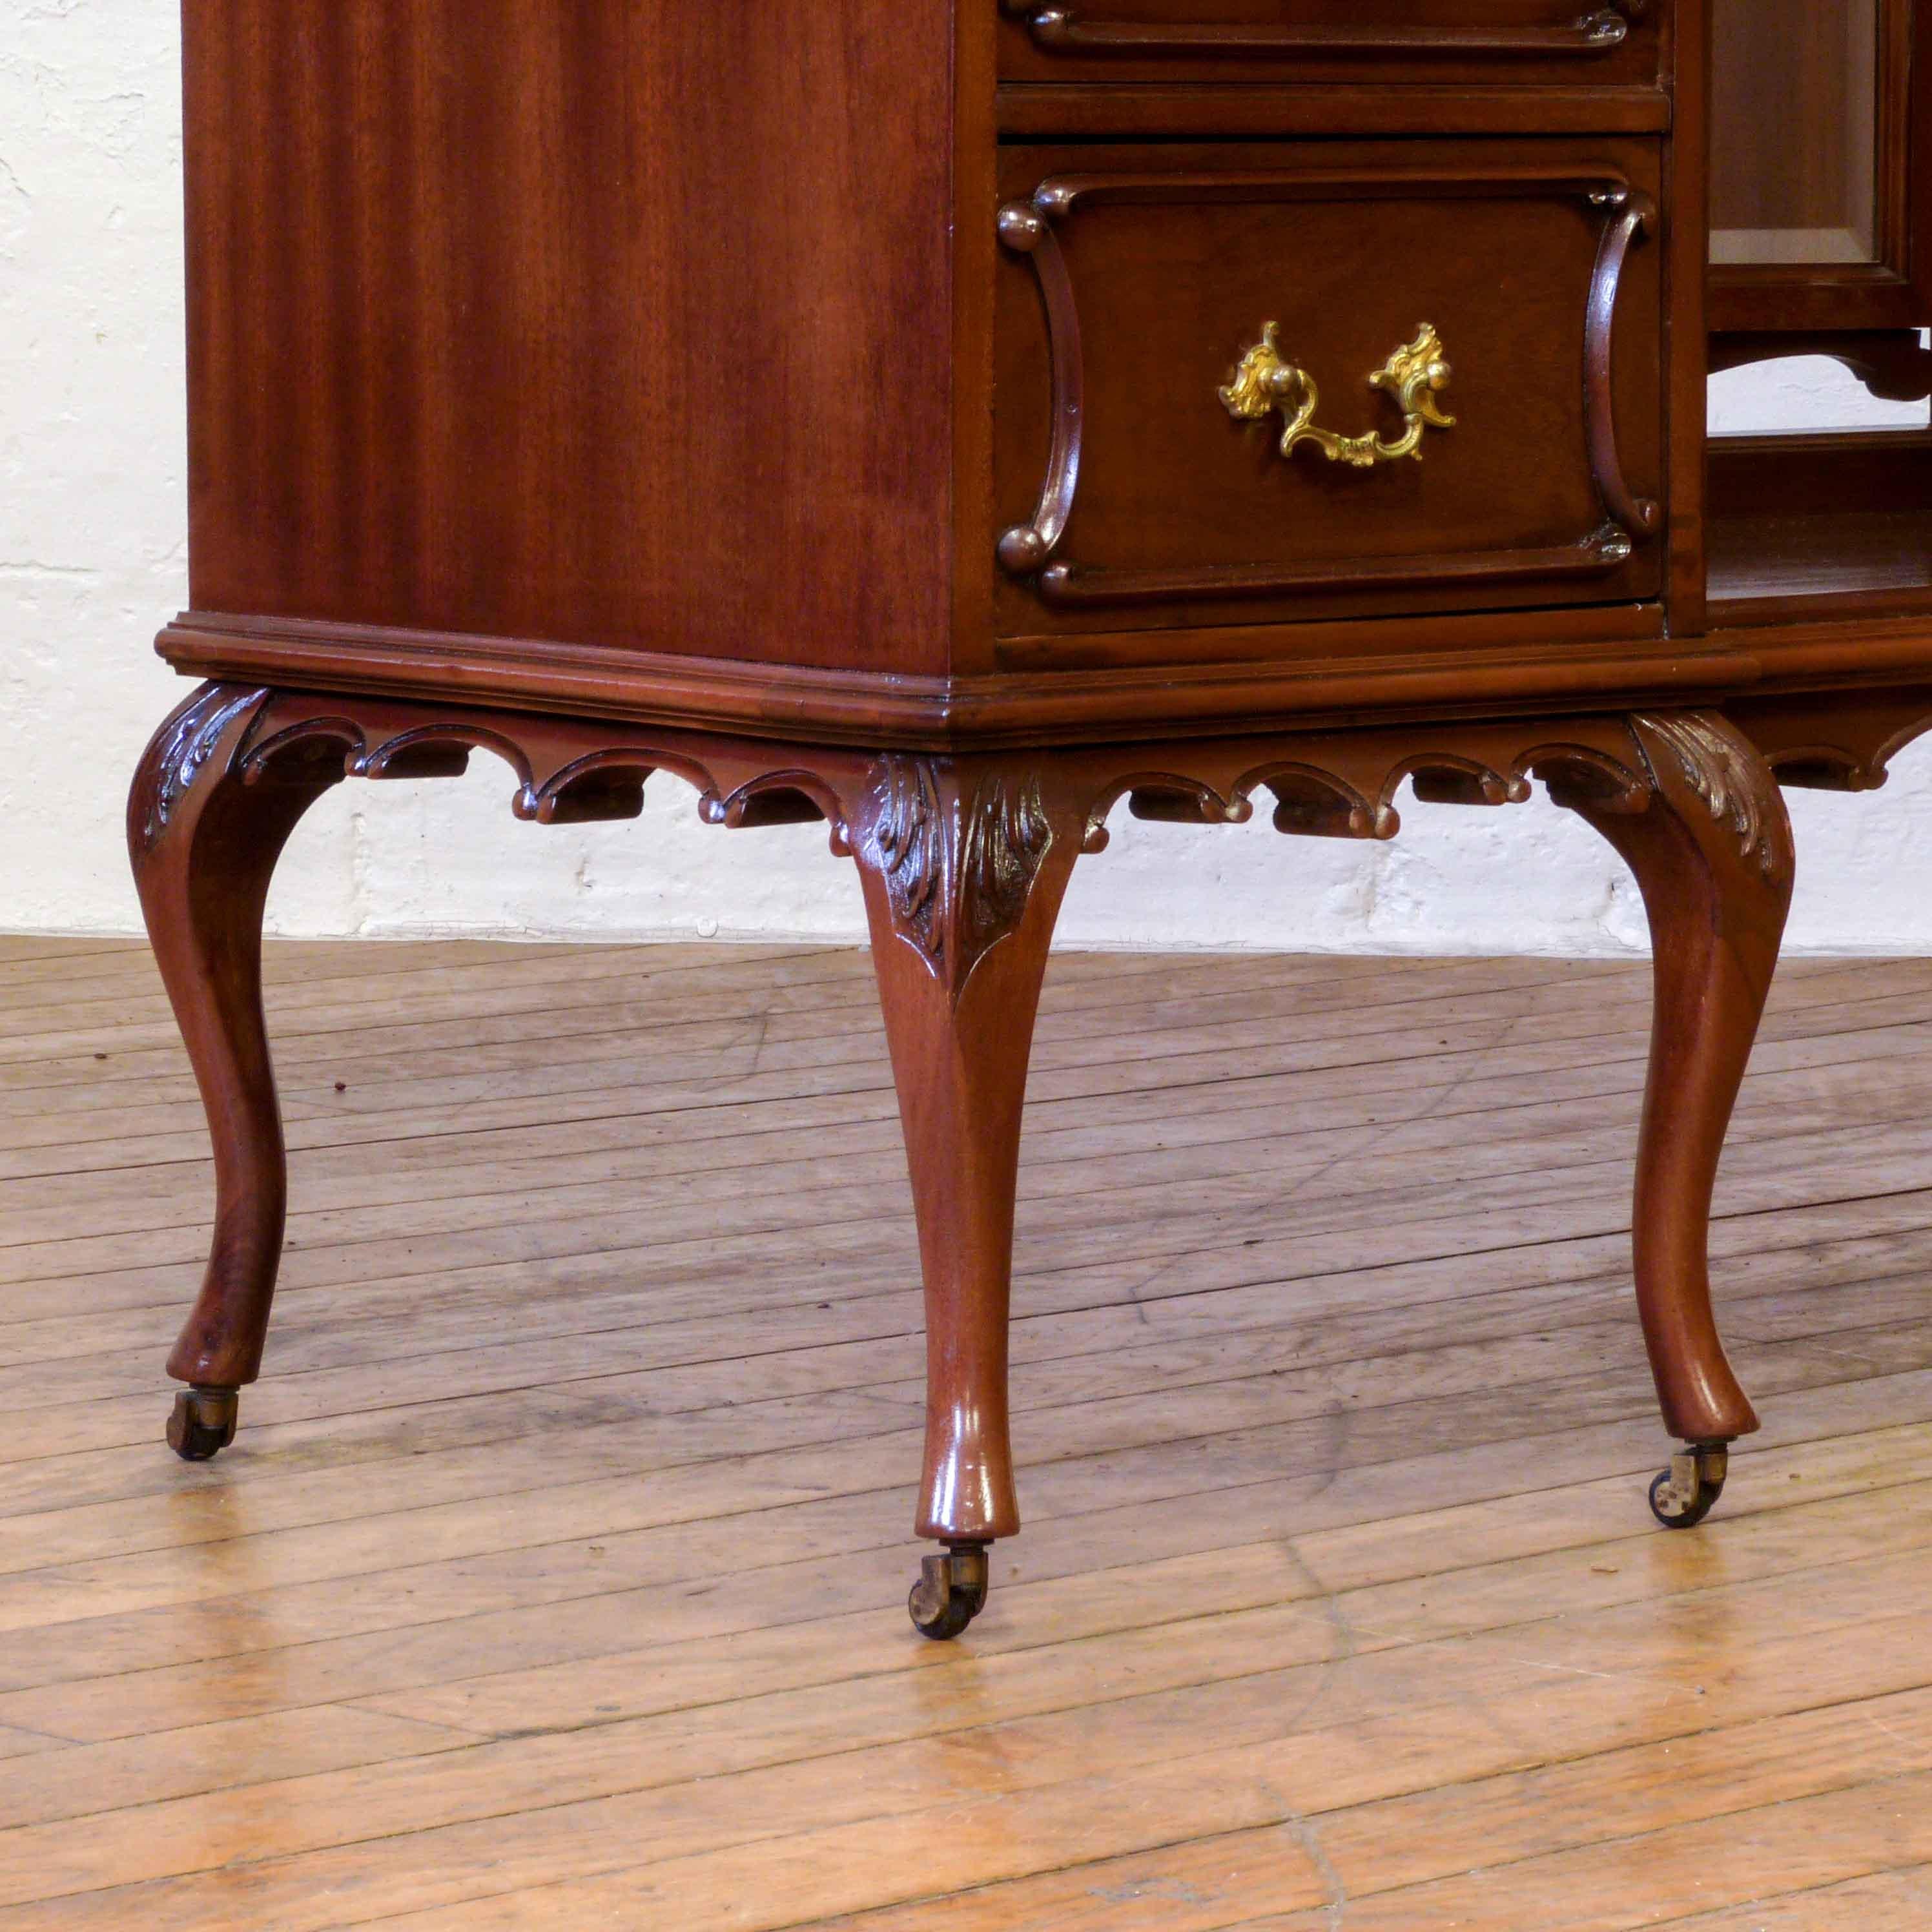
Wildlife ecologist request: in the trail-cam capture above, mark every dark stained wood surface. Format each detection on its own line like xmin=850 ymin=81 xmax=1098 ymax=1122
xmin=1708 ymin=0 xmax=1932 ymax=333
xmin=1711 ymin=0 xmax=1883 ymax=252
xmin=3 ymin=938 xmax=1932 ymax=1921
xmin=996 ymin=0 xmax=1667 ymax=89
xmin=125 ymin=685 xmax=1809 ymax=1590
xmin=164 ymin=1 xmax=1932 ymax=735
xmin=994 ymin=78 xmax=1673 ymax=138
xmin=992 ymin=141 xmax=1667 ymax=637
xmin=181 ymin=1 xmax=963 ymax=676
xmin=155 ymin=606 xmax=1762 ymax=750
xmin=1712 ymin=512 xmax=1932 ymax=621
xmin=1707 ymin=433 xmax=1932 ymax=629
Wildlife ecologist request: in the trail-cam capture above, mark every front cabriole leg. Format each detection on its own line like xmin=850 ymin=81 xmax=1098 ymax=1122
xmin=850 ymin=756 xmax=1085 ymax=1639
xmin=1554 ymin=710 xmax=1794 ymax=1528
xmin=128 ymin=684 xmax=343 ymax=1459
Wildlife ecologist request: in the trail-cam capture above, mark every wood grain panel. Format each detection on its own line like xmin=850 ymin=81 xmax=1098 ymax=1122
xmin=994 ymin=140 xmax=1666 ymax=639
xmin=181 ymin=2 xmax=961 ymax=675
xmin=996 ymin=0 xmax=1666 ymax=88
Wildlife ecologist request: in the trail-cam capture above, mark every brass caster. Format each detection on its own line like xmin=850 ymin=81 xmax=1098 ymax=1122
xmin=167 ymin=1386 xmax=240 ymax=1463
xmin=909 ymin=1541 xmax=990 ymax=1641
xmin=1649 ymin=1441 xmax=1729 ymax=1530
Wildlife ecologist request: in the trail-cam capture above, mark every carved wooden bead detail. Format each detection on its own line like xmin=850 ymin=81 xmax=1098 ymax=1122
xmin=131 ymin=685 xmax=268 ymax=854
xmin=865 ymin=758 xmax=1055 ymax=997
xmin=1634 ymin=711 xmax=1793 ymax=885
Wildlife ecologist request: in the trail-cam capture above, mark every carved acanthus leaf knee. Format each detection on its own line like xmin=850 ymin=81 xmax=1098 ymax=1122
xmin=1630 ymin=710 xmax=1795 ymax=889
xmin=857 ymin=755 xmax=1064 ymax=1005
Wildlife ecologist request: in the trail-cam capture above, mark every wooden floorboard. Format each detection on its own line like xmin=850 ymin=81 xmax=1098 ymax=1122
xmin=0 ymin=939 xmax=1928 ymax=1929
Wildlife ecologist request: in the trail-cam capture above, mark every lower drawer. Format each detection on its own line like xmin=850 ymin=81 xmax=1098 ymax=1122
xmin=994 ymin=139 xmax=1667 ymax=641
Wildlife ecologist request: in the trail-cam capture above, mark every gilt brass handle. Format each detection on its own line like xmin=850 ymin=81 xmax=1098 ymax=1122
xmin=1221 ymin=322 xmax=1455 ymax=468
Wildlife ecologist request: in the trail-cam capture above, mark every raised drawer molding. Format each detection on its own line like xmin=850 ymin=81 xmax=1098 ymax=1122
xmin=996 ymin=0 xmax=1663 ymax=85
xmin=994 ymin=144 xmax=1665 ymax=634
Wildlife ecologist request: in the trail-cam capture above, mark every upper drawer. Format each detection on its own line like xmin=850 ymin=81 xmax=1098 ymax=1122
xmin=994 ymin=139 xmax=1666 ymax=641
xmin=998 ymin=2 xmax=1665 ymax=89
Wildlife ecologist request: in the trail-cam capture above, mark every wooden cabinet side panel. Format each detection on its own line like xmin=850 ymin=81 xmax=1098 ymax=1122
xmin=181 ymin=2 xmax=959 ymax=676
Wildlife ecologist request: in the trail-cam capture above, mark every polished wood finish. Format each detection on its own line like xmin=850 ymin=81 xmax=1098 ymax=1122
xmin=1731 ymin=683 xmax=1932 ymax=794
xmin=854 ymin=763 xmax=1086 ymax=1543
xmin=128 ymin=1 xmax=1932 ymax=1633
xmin=994 ymin=78 xmax=1674 ymax=138
xmin=1708 ymin=0 xmax=1932 ymax=333
xmin=1712 ymin=513 xmax=1932 ymax=621
xmin=128 ymin=683 xmax=1804 ymax=1541
xmin=8 ymin=940 xmax=1932 ymax=1920
xmin=996 ymin=0 xmax=1667 ymax=88
xmin=1660 ymin=0 xmax=1709 ymax=634
xmin=127 ymin=687 xmax=340 ymax=1390
xmin=993 ymin=144 xmax=1665 ymax=632
xmin=159 ymin=605 xmax=1755 ymax=747
xmin=1562 ymin=712 xmax=1792 ymax=1444
xmin=1709 ymin=431 xmax=1932 ymax=619
xmin=1703 ymin=0 xmax=1932 ymax=622
xmin=1711 ymin=0 xmax=1887 ymax=258
xmin=181 ymin=1 xmax=964 ymax=677
xmin=158 ymin=0 xmax=1753 ymax=734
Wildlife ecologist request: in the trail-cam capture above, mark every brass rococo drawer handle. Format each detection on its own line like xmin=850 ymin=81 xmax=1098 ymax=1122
xmin=1221 ymin=322 xmax=1455 ymax=468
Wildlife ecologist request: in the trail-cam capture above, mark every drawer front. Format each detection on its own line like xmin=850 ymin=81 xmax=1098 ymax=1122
xmin=998 ymin=2 xmax=1665 ymax=88
xmin=994 ymin=140 xmax=1666 ymax=641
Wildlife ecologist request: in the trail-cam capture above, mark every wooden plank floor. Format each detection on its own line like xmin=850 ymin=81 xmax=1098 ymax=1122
xmin=1 ymin=937 xmax=1931 ymax=1928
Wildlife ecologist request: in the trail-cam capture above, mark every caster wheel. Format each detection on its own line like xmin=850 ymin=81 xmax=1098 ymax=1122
xmin=909 ymin=1542 xmax=989 ymax=1641
xmin=167 ymin=1386 xmax=240 ymax=1463
xmin=1649 ymin=1443 xmax=1729 ymax=1530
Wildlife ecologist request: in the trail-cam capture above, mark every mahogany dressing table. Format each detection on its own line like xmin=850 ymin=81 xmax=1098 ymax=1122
xmin=132 ymin=1 xmax=1932 ymax=1638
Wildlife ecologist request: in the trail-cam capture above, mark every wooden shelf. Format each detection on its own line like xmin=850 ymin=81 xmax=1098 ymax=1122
xmin=1708 ymin=431 xmax=1932 ymax=624
xmin=1711 ymin=509 xmax=1932 ymax=622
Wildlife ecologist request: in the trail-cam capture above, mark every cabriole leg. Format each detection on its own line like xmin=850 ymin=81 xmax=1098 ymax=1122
xmin=850 ymin=756 xmax=1083 ymax=1638
xmin=128 ymin=684 xmax=340 ymax=1457
xmin=1557 ymin=711 xmax=1794 ymax=1525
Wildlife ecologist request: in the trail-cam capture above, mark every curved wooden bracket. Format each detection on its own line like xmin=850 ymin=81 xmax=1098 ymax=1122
xmin=1585 ymin=188 xmax=1661 ymax=540
xmin=232 ymin=695 xmax=863 ymax=857
xmin=999 ymin=0 xmax=1642 ymax=59
xmin=1076 ymin=718 xmax=1651 ymax=852
xmin=1709 ymin=330 xmax=1932 ymax=406
xmin=1728 ymin=690 xmax=1932 ymax=796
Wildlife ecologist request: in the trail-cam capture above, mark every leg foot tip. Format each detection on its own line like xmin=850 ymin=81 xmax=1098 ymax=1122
xmin=167 ymin=1386 xmax=239 ymax=1463
xmin=1649 ymin=1443 xmax=1729 ymax=1530
xmin=909 ymin=1543 xmax=989 ymax=1641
